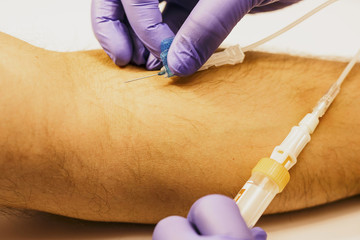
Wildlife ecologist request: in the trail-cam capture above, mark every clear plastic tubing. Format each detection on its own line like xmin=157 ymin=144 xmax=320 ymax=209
xmin=199 ymin=0 xmax=338 ymax=72
xmin=235 ymin=170 xmax=281 ymax=228
xmin=234 ymin=48 xmax=360 ymax=228
xmin=234 ymin=158 xmax=289 ymax=228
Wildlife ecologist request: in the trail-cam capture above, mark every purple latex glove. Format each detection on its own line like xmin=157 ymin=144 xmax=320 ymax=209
xmin=153 ymin=194 xmax=267 ymax=240
xmin=91 ymin=0 xmax=300 ymax=75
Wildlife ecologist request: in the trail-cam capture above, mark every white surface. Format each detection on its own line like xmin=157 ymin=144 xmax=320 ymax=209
xmin=0 ymin=0 xmax=359 ymax=60
xmin=0 ymin=1 xmax=359 ymax=239
xmin=260 ymin=196 xmax=360 ymax=240
xmin=0 ymin=196 xmax=359 ymax=240
xmin=0 ymin=0 xmax=101 ymax=52
xmin=226 ymin=0 xmax=360 ymax=62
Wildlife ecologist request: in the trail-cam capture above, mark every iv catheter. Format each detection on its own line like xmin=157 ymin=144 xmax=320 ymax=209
xmin=124 ymin=73 xmax=163 ymax=83
xmin=234 ymin=48 xmax=360 ymax=228
xmin=125 ymin=0 xmax=338 ymax=83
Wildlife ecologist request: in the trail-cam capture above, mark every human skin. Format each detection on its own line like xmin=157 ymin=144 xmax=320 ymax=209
xmin=0 ymin=32 xmax=359 ymax=223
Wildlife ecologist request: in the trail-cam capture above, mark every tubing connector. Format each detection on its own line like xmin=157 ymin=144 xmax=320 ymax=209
xmin=270 ymin=112 xmax=320 ymax=170
xmin=199 ymin=45 xmax=245 ymax=71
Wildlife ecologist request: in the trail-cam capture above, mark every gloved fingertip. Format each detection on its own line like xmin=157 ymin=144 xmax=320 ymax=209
xmin=146 ymin=54 xmax=162 ymax=70
xmin=93 ymin=19 xmax=133 ymax=67
xmin=187 ymin=194 xmax=252 ymax=238
xmin=105 ymin=50 xmax=130 ymax=67
xmin=154 ymin=215 xmax=183 ymax=231
xmin=251 ymin=227 xmax=267 ymax=240
xmin=99 ymin=35 xmax=132 ymax=67
xmin=167 ymin=49 xmax=200 ymax=77
xmin=106 ymin=48 xmax=131 ymax=67
xmin=153 ymin=215 xmax=198 ymax=240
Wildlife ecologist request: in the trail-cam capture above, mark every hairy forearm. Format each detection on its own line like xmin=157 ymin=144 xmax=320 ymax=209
xmin=0 ymin=34 xmax=73 ymax=209
xmin=0 ymin=33 xmax=359 ymax=223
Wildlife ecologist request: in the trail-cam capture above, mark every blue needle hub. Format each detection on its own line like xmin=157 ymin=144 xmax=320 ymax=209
xmin=160 ymin=37 xmax=175 ymax=77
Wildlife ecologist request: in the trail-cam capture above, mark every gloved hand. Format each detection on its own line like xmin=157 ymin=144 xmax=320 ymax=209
xmin=91 ymin=0 xmax=300 ymax=76
xmin=153 ymin=194 xmax=267 ymax=240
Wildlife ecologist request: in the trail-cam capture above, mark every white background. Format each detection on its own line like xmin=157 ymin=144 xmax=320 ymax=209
xmin=0 ymin=1 xmax=359 ymax=239
xmin=0 ymin=0 xmax=359 ymax=61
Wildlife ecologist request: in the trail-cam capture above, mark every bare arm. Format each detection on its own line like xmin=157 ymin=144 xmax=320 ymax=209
xmin=0 ymin=32 xmax=359 ymax=223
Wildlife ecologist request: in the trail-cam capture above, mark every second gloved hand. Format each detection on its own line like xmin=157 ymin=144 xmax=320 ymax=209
xmin=153 ymin=194 xmax=267 ymax=240
xmin=91 ymin=0 xmax=300 ymax=76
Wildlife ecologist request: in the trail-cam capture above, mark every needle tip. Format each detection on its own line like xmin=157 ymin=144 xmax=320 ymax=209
xmin=124 ymin=73 xmax=160 ymax=83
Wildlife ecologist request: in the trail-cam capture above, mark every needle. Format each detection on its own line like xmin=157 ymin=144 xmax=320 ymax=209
xmin=124 ymin=73 xmax=160 ymax=83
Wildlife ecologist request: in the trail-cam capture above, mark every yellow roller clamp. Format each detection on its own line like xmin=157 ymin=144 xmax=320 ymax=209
xmin=252 ymin=158 xmax=290 ymax=192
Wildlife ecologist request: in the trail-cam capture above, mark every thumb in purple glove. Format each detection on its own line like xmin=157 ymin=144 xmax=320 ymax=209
xmin=167 ymin=0 xmax=301 ymax=76
xmin=153 ymin=194 xmax=267 ymax=240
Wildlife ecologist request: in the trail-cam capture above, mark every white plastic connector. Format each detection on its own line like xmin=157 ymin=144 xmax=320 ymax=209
xmin=270 ymin=113 xmax=321 ymax=170
xmin=313 ymin=86 xmax=340 ymax=118
xmin=299 ymin=113 xmax=319 ymax=134
xmin=198 ymin=45 xmax=245 ymax=71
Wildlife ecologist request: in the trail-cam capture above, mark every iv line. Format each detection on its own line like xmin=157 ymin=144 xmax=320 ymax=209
xmin=242 ymin=0 xmax=338 ymax=52
xmin=235 ymin=47 xmax=360 ymax=228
